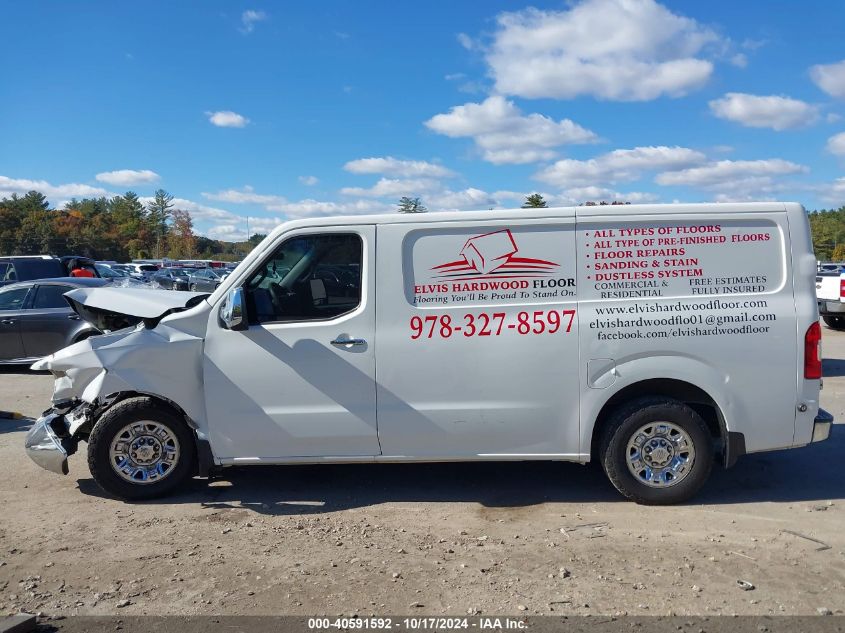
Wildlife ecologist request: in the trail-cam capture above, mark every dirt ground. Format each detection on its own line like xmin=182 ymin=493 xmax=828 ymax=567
xmin=1 ymin=330 xmax=843 ymax=618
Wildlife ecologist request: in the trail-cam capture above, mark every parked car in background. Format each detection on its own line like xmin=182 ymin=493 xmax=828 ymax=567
xmin=0 ymin=256 xmax=64 ymax=286
xmin=818 ymin=262 xmax=845 ymax=273
xmin=0 ymin=277 xmax=108 ymax=364
xmin=187 ymin=268 xmax=224 ymax=292
xmin=95 ymin=264 xmax=128 ymax=279
xmin=123 ymin=263 xmax=159 ymax=281
xmin=151 ymin=268 xmax=193 ymax=291
xmin=58 ymin=256 xmax=100 ymax=278
xmin=108 ymin=264 xmax=136 ymax=276
xmin=0 ymin=256 xmax=100 ymax=286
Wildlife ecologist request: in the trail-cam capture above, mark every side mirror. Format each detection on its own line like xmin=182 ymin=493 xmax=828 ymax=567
xmin=220 ymin=287 xmax=247 ymax=330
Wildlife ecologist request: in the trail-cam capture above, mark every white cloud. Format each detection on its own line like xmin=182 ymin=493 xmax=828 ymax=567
xmin=206 ymin=224 xmax=244 ymax=239
xmin=817 ymin=178 xmax=845 ymax=205
xmin=343 ymin=156 xmax=456 ymax=178
xmin=730 ymin=53 xmax=748 ymax=68
xmin=655 ymin=159 xmax=808 ymax=201
xmin=484 ymin=0 xmax=722 ymax=101
xmin=425 ymin=96 xmax=598 ymax=165
xmin=656 ymin=159 xmax=807 ymax=187
xmin=0 ymin=175 xmax=112 ymax=203
xmin=202 ymin=186 xmax=285 ymax=206
xmin=138 ymin=196 xmax=241 ymax=222
xmin=206 ymin=110 xmax=250 ymax=128
xmin=810 ymin=60 xmax=845 ymax=99
xmin=709 ymin=93 xmax=819 ymax=130
xmin=340 ymin=178 xmax=440 ymax=198
xmin=535 ymin=146 xmax=706 ymax=188
xmin=299 ymin=175 xmax=319 ymax=186
xmin=457 ymin=33 xmax=476 ymax=50
xmin=268 ymin=198 xmax=393 ymax=219
xmin=426 ymin=188 xmax=499 ymax=211
xmin=95 ymin=169 xmax=160 ymax=186
xmin=827 ymin=132 xmax=845 ymax=156
xmin=558 ymin=186 xmax=659 ymax=204
xmin=240 ymin=10 xmax=267 ymax=34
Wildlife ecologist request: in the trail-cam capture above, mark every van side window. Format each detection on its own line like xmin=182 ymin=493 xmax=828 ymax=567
xmin=244 ymin=233 xmax=362 ymax=324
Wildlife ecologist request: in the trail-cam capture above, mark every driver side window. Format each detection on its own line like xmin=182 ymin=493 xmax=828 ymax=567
xmin=244 ymin=233 xmax=362 ymax=324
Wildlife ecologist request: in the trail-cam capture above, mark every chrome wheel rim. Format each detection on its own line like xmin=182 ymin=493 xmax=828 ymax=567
xmin=109 ymin=421 xmax=180 ymax=484
xmin=625 ymin=422 xmax=695 ymax=488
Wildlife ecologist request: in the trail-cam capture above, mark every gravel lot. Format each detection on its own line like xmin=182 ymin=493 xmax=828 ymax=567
xmin=1 ymin=329 xmax=843 ymax=618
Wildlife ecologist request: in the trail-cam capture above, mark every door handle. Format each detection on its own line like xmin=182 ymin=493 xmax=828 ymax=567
xmin=331 ymin=337 xmax=367 ymax=347
xmin=67 ymin=314 xmax=80 ymax=320
xmin=0 ymin=319 xmax=14 ymax=325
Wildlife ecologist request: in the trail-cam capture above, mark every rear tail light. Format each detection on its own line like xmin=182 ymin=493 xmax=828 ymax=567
xmin=839 ymin=279 xmax=845 ymax=298
xmin=804 ymin=321 xmax=822 ymax=380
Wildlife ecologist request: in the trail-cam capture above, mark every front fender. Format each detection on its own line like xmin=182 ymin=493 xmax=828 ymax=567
xmin=34 ymin=324 xmax=208 ymax=434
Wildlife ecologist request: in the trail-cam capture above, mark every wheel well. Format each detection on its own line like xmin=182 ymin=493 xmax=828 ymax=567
xmin=102 ymin=391 xmax=196 ymax=431
xmin=72 ymin=330 xmax=96 ymax=343
xmin=590 ymin=379 xmax=725 ymax=460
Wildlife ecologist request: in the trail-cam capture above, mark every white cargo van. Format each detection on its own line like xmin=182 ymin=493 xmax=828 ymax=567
xmin=25 ymin=202 xmax=832 ymax=504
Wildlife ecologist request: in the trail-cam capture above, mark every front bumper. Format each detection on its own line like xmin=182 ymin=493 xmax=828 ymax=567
xmin=24 ymin=413 xmax=72 ymax=475
xmin=812 ymin=408 xmax=834 ymax=443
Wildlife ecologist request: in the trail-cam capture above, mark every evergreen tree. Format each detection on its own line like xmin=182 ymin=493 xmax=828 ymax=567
xmin=397 ymin=196 xmax=427 ymax=213
xmin=146 ymin=189 xmax=174 ymax=258
xmin=521 ymin=193 xmax=548 ymax=208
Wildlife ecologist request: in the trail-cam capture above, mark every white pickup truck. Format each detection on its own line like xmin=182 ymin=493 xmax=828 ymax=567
xmin=816 ymin=270 xmax=845 ymax=329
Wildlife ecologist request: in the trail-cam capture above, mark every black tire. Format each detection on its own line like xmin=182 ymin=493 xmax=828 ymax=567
xmin=600 ymin=397 xmax=713 ymax=505
xmin=822 ymin=315 xmax=845 ymax=330
xmin=87 ymin=396 xmax=196 ymax=500
xmin=189 ymin=283 xmax=197 ymax=291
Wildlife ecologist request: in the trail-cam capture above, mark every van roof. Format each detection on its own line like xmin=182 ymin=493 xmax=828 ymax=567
xmin=270 ymin=201 xmax=796 ymax=238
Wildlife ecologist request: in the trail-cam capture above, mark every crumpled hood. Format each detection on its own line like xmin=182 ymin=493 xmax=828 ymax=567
xmin=64 ymin=286 xmax=208 ymax=331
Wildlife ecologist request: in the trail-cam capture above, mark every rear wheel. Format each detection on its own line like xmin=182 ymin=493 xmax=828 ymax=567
xmin=88 ymin=397 xmax=196 ymax=500
xmin=823 ymin=315 xmax=845 ymax=330
xmin=600 ymin=397 xmax=713 ymax=505
xmin=189 ymin=283 xmax=197 ymax=291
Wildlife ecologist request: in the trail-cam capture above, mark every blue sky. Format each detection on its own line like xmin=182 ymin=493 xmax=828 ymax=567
xmin=2 ymin=0 xmax=845 ymax=240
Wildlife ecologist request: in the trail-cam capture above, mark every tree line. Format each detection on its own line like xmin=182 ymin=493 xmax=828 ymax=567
xmin=0 ymin=189 xmax=253 ymax=261
xmin=2 ymin=189 xmax=844 ymax=262
xmin=808 ymin=207 xmax=845 ymax=261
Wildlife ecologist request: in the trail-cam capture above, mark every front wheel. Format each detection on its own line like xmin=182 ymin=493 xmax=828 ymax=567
xmin=823 ymin=315 xmax=845 ymax=330
xmin=600 ymin=397 xmax=713 ymax=505
xmin=189 ymin=283 xmax=197 ymax=291
xmin=87 ymin=397 xmax=196 ymax=500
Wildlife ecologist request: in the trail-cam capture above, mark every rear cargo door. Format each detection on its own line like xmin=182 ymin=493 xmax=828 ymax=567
xmin=375 ymin=216 xmax=581 ymax=457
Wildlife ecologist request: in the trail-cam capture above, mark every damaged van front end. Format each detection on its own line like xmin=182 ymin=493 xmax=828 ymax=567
xmin=25 ymin=287 xmax=212 ymax=478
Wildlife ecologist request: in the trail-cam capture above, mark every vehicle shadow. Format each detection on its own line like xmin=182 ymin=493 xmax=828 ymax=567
xmin=0 ymin=365 xmax=50 ymax=375
xmin=0 ymin=416 xmax=33 ymax=434
xmin=822 ymin=357 xmax=845 ymax=377
xmin=76 ymin=427 xmax=843 ymax=512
